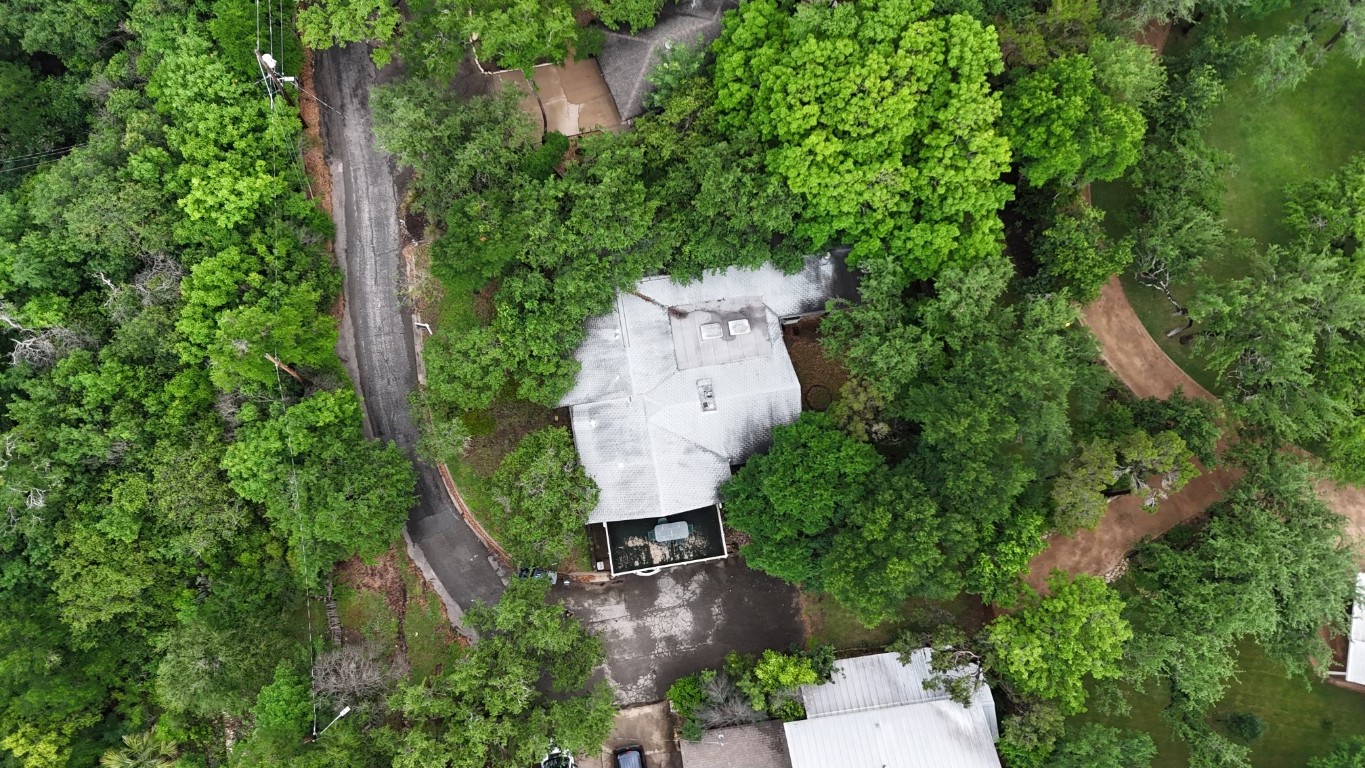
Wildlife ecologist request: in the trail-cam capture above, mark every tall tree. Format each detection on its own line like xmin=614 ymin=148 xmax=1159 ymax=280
xmin=1123 ymin=451 xmax=1355 ymax=731
xmin=491 ymin=426 xmax=598 ymax=567
xmin=986 ymin=572 xmax=1132 ymax=714
xmin=721 ymin=412 xmax=882 ymax=587
xmin=1002 ymin=54 xmax=1146 ymax=188
xmin=222 ymin=390 xmax=416 ymax=586
xmin=712 ymin=0 xmax=1012 ymax=276
xmin=386 ymin=579 xmax=616 ymax=767
xmin=1192 ymin=243 xmax=1365 ymax=449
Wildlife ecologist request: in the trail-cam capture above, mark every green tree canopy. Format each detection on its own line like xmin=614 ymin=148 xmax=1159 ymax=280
xmin=222 ymin=390 xmax=416 ymax=586
xmin=491 ymin=426 xmax=598 ymax=567
xmin=712 ymin=0 xmax=1012 ymax=276
xmin=386 ymin=579 xmax=616 ymax=767
xmin=296 ymin=0 xmax=401 ymax=66
xmin=987 ymin=572 xmax=1132 ymax=714
xmin=1124 ymin=451 xmax=1355 ymax=734
xmin=1002 ymin=54 xmax=1146 ymax=188
xmin=1311 ymin=737 xmax=1365 ymax=768
xmin=721 ymin=412 xmax=883 ymax=587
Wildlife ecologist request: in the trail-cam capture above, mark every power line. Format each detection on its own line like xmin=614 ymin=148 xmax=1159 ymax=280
xmin=0 ymin=142 xmax=88 ymax=165
xmin=0 ymin=156 xmax=69 ymax=174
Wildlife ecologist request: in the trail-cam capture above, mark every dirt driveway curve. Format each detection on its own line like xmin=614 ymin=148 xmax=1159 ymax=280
xmin=1025 ymin=277 xmax=1365 ymax=590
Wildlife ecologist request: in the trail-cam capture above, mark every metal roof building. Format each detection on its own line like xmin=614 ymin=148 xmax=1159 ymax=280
xmin=561 ymin=256 xmax=850 ymax=526
xmin=1346 ymin=573 xmax=1365 ymax=685
xmin=784 ymin=650 xmax=1002 ymax=768
xmin=561 ymin=255 xmax=853 ymax=575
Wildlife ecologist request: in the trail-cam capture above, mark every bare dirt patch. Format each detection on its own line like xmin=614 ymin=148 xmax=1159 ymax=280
xmin=298 ymin=50 xmax=334 ymax=220
xmin=783 ymin=316 xmax=849 ymax=410
xmin=333 ymin=545 xmax=465 ymax=668
xmin=336 ymin=548 xmax=407 ymax=624
xmin=1025 ymin=461 xmax=1244 ymax=590
xmin=463 ymin=400 xmax=560 ymax=477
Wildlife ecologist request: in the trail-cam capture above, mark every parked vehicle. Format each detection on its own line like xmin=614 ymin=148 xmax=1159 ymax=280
xmin=540 ymin=747 xmax=576 ymax=768
xmin=517 ymin=567 xmax=559 ymax=585
xmin=612 ymin=745 xmax=645 ymax=768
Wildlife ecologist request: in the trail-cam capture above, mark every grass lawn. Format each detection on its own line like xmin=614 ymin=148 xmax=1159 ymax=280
xmin=1085 ymin=640 xmax=1365 ymax=767
xmin=801 ymin=591 xmax=991 ymax=654
xmin=1206 ymin=13 xmax=1365 ymax=247
xmin=1092 ymin=11 xmax=1365 ymax=397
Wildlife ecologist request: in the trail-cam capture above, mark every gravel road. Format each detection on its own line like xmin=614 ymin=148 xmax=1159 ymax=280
xmin=313 ymin=43 xmax=506 ymax=617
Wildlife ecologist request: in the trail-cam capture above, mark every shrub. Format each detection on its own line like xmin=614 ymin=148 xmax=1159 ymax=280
xmin=521 ymin=132 xmax=569 ymax=180
xmin=1221 ymin=711 xmax=1265 ymax=742
xmin=643 ymin=37 xmax=707 ymax=110
xmin=667 ymin=673 xmax=707 ymax=721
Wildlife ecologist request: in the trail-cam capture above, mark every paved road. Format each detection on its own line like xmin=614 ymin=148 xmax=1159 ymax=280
xmin=313 ymin=43 xmax=506 ymax=617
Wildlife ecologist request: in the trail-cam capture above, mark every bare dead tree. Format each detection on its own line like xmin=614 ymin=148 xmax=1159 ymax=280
xmin=0 ymin=301 xmax=90 ymax=369
xmin=1133 ymin=248 xmax=1188 ymax=317
xmin=132 ymin=253 xmax=183 ymax=306
xmin=311 ymin=643 xmax=406 ymax=704
xmin=693 ymin=672 xmax=765 ymax=729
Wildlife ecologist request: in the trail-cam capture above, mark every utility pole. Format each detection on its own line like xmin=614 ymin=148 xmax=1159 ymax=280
xmin=264 ymin=352 xmax=306 ymax=384
xmin=256 ymin=51 xmax=297 ymax=108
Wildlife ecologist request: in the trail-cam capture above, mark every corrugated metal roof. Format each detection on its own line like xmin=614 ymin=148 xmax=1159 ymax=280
xmin=562 ymin=257 xmax=837 ymax=525
xmin=803 ymin=651 xmax=996 ymax=733
xmin=783 ymin=700 xmax=1002 ymax=768
xmin=1346 ymin=573 xmax=1365 ymax=685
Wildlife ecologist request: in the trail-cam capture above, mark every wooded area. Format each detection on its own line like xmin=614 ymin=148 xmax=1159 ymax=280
xmin=2 ymin=0 xmax=1363 ymax=765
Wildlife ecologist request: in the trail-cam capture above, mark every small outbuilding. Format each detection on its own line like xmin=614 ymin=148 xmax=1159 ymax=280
xmin=1345 ymin=573 xmax=1365 ymax=686
xmin=560 ymin=255 xmax=856 ymax=576
xmin=783 ymin=650 xmax=1002 ymax=768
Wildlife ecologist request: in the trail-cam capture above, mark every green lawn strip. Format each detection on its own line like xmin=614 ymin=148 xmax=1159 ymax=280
xmin=1116 ymin=271 xmax=1226 ymax=395
xmin=1083 ymin=640 xmax=1365 ymax=768
xmin=1206 ymin=14 xmax=1365 ymax=247
xmin=397 ymin=556 xmax=459 ymax=681
xmin=801 ymin=591 xmax=991 ymax=654
xmin=334 ymin=583 xmax=399 ymax=647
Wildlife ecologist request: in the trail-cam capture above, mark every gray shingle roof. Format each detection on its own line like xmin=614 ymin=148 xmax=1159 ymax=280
xmin=562 ymin=256 xmax=845 ymax=524
xmin=596 ymin=0 xmax=738 ymax=120
xmin=681 ymin=721 xmax=793 ymax=768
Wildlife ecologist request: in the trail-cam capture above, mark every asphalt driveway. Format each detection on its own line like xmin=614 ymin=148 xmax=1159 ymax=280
xmin=314 ymin=43 xmax=506 ymax=620
xmin=557 ymin=558 xmax=804 ymax=705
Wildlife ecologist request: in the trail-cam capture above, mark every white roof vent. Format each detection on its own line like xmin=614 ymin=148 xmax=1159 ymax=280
xmin=727 ymin=318 xmax=752 ymax=336
xmin=697 ymin=379 xmax=717 ymax=412
xmin=699 ymin=322 xmax=723 ymax=340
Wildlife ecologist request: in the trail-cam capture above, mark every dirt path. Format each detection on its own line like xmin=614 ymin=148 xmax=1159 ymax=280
xmin=1021 ymin=19 xmax=1365 ymax=588
xmin=1081 ymin=277 xmax=1214 ymax=401
xmin=1025 ymin=279 xmax=1365 ymax=589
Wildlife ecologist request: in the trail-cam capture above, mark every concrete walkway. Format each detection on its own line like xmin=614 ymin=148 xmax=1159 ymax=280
xmin=313 ymin=43 xmax=506 ymax=622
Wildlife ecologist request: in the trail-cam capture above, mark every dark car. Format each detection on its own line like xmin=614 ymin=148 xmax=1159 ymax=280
xmin=612 ymin=745 xmax=645 ymax=768
xmin=517 ymin=567 xmax=559 ymax=585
